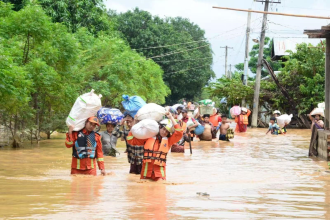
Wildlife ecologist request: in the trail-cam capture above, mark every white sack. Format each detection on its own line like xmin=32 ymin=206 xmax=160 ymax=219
xmin=318 ymin=102 xmax=325 ymax=111
xmin=131 ymin=119 xmax=159 ymax=139
xmin=310 ymin=108 xmax=324 ymax=117
xmin=193 ymin=108 xmax=199 ymax=118
xmin=136 ymin=103 xmax=166 ymax=122
xmin=66 ymin=89 xmax=102 ymax=131
xmin=276 ymin=114 xmax=293 ymax=128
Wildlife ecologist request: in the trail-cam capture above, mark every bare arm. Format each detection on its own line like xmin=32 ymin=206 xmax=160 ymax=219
xmin=166 ymin=111 xmax=177 ymax=126
xmin=308 ymin=114 xmax=314 ymax=121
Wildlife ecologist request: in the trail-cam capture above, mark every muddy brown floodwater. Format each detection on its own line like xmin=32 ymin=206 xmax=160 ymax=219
xmin=1 ymin=128 xmax=330 ymax=219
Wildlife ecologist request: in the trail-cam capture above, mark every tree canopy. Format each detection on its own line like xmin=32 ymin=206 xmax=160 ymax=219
xmin=110 ymin=8 xmax=215 ymax=104
xmin=0 ymin=2 xmax=169 ymax=142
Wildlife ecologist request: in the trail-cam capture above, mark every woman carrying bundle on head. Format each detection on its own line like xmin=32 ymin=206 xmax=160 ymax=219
xmin=308 ymin=108 xmax=324 ymax=130
xmin=127 ymin=112 xmax=183 ymax=181
xmin=235 ymin=107 xmax=251 ymax=133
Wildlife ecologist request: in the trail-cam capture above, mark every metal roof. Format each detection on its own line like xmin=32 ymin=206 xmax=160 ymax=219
xmin=271 ymin=37 xmax=321 ymax=60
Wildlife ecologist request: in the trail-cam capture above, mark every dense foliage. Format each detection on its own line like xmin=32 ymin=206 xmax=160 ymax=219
xmin=0 ymin=2 xmax=169 ymax=142
xmin=110 ymin=8 xmax=215 ymax=104
xmin=206 ymin=72 xmax=254 ymax=106
xmin=261 ymin=42 xmax=325 ymax=115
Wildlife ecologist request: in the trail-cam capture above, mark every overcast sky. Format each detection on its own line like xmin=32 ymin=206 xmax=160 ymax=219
xmin=104 ymin=0 xmax=330 ymax=79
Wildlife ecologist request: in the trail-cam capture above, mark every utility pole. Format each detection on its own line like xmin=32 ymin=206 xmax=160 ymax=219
xmin=229 ymin=64 xmax=232 ymax=79
xmin=251 ymin=0 xmax=280 ymax=127
xmin=220 ymin=46 xmax=233 ymax=78
xmin=242 ymin=9 xmax=251 ymax=106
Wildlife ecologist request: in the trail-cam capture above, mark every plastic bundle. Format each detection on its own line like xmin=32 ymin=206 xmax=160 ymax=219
xmin=194 ymin=124 xmax=205 ymax=135
xmin=136 ymin=103 xmax=166 ymax=122
xmin=172 ymin=104 xmax=185 ymax=110
xmin=318 ymin=102 xmax=325 ymax=111
xmin=131 ymin=119 xmax=159 ymax=139
xmin=121 ymin=95 xmax=146 ymax=117
xmin=97 ymin=108 xmax=123 ymax=125
xmin=198 ymin=99 xmax=213 ymax=106
xmin=310 ymin=108 xmax=324 ymax=117
xmin=276 ymin=114 xmax=293 ymax=128
xmin=230 ymin=106 xmax=241 ymax=118
xmin=66 ymin=89 xmax=102 ymax=131
xmin=193 ymin=108 xmax=199 ymax=118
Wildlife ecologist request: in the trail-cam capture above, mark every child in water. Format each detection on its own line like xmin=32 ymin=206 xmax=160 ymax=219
xmin=266 ymin=117 xmax=280 ymax=135
xmin=199 ymin=114 xmax=216 ymax=141
xmin=273 ymin=110 xmax=286 ymax=134
xmin=219 ymin=114 xmax=231 ymax=141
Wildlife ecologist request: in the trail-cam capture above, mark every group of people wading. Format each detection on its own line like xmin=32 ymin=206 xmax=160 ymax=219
xmin=65 ymin=105 xmax=255 ymax=180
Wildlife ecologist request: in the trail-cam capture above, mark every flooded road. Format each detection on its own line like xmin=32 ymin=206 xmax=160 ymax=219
xmin=1 ymin=128 xmax=330 ymax=219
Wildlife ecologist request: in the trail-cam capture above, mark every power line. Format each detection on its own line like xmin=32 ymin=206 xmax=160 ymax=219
xmin=133 ymin=30 xmax=248 ymax=62
xmin=154 ymin=56 xmax=216 ymax=63
xmin=165 ymin=58 xmax=223 ymax=75
xmin=132 ymin=17 xmax=263 ymax=51
xmin=268 ymin=20 xmax=303 ymax=32
xmin=133 ymin=44 xmax=210 ymax=62
xmin=132 ymin=24 xmax=246 ymax=51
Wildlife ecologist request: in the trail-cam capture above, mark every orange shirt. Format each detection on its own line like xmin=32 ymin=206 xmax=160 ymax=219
xmin=210 ymin=114 xmax=221 ymax=127
xmin=127 ymin=124 xmax=183 ymax=178
xmin=235 ymin=110 xmax=251 ymax=132
xmin=65 ymin=129 xmax=105 ymax=170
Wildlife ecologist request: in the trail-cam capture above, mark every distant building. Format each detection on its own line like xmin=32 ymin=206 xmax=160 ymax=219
xmin=271 ymin=37 xmax=321 ymax=61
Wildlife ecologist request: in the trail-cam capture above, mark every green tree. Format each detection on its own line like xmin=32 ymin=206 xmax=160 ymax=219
xmin=206 ymin=72 xmax=254 ymax=107
xmin=39 ymin=0 xmax=112 ymax=34
xmin=261 ymin=42 xmax=325 ymax=115
xmin=0 ymin=2 xmax=172 ymax=143
xmin=0 ymin=2 xmax=81 ymax=140
xmin=76 ymin=28 xmax=170 ymax=107
xmin=110 ymin=8 xmax=214 ymax=104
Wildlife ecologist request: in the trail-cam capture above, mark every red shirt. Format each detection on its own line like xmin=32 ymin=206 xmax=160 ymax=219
xmin=65 ymin=129 xmax=105 ymax=170
xmin=182 ymin=117 xmax=196 ymax=123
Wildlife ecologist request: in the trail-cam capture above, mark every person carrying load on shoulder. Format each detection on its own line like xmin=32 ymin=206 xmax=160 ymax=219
xmin=308 ymin=108 xmax=324 ymax=130
xmin=266 ymin=117 xmax=280 ymax=135
xmin=273 ymin=110 xmax=287 ymax=134
xmin=169 ymin=108 xmax=187 ymax=153
xmin=121 ymin=113 xmax=142 ymax=175
xmin=127 ymin=112 xmax=183 ymax=181
xmin=65 ymin=116 xmax=106 ymax=176
xmin=235 ymin=107 xmax=251 ymax=133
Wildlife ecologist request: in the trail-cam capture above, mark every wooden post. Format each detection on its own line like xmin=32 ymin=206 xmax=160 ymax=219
xmin=251 ymin=0 xmax=269 ymax=127
xmin=326 ymin=38 xmax=330 ymax=129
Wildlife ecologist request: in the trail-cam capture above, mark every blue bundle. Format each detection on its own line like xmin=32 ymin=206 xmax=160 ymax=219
xmin=121 ymin=95 xmax=146 ymax=117
xmin=194 ymin=124 xmax=205 ymax=135
xmin=97 ymin=108 xmax=124 ymax=125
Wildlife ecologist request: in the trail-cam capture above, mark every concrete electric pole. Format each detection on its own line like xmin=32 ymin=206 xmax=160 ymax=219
xmin=221 ymin=46 xmax=233 ymax=78
xmin=242 ymin=9 xmax=251 ymax=106
xmin=251 ymin=0 xmax=269 ymax=127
